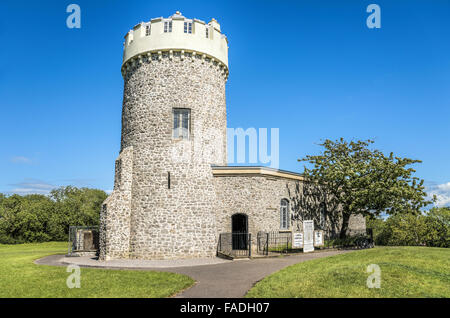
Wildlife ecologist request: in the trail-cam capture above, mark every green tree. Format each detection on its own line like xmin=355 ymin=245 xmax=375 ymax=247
xmin=50 ymin=186 xmax=107 ymax=238
xmin=0 ymin=194 xmax=24 ymax=243
xmin=423 ymin=207 xmax=450 ymax=247
xmin=385 ymin=214 xmax=427 ymax=246
xmin=0 ymin=186 xmax=107 ymax=244
xmin=299 ymin=138 xmax=432 ymax=238
xmin=366 ymin=207 xmax=449 ymax=247
xmin=0 ymin=194 xmax=54 ymax=243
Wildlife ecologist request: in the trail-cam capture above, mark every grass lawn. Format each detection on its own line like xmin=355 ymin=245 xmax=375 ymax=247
xmin=0 ymin=242 xmax=194 ymax=298
xmin=246 ymin=246 xmax=450 ymax=298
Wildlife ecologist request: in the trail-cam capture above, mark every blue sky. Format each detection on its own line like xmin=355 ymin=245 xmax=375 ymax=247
xmin=0 ymin=0 xmax=449 ymax=206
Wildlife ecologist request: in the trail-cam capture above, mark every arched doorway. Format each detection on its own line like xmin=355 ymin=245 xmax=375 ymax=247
xmin=231 ymin=213 xmax=248 ymax=250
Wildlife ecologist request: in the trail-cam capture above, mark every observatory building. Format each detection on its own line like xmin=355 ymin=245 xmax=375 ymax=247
xmin=99 ymin=12 xmax=365 ymax=260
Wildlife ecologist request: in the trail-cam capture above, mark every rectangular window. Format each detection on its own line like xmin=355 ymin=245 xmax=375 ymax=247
xmin=164 ymin=21 xmax=172 ymax=33
xmin=145 ymin=24 xmax=151 ymax=36
xmin=205 ymin=27 xmax=209 ymax=38
xmin=173 ymin=108 xmax=191 ymax=140
xmin=184 ymin=22 xmax=192 ymax=34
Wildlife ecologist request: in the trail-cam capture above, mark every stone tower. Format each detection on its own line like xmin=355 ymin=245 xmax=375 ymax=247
xmin=99 ymin=11 xmax=229 ymax=260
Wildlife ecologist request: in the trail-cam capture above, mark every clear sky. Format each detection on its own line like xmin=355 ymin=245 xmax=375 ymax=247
xmin=0 ymin=0 xmax=449 ymax=206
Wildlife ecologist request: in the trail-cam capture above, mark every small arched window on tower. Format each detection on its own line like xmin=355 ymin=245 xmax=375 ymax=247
xmin=164 ymin=20 xmax=172 ymax=33
xmin=145 ymin=24 xmax=151 ymax=36
xmin=280 ymin=199 xmax=289 ymax=230
xmin=205 ymin=26 xmax=209 ymax=39
xmin=173 ymin=108 xmax=191 ymax=140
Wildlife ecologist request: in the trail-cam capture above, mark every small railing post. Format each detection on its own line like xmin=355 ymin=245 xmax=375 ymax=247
xmin=286 ymin=236 xmax=289 ymax=253
xmin=248 ymin=233 xmax=251 ymax=258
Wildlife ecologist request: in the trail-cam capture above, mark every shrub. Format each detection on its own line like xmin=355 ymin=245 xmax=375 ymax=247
xmin=0 ymin=186 xmax=107 ymax=244
xmin=367 ymin=207 xmax=450 ymax=247
xmin=423 ymin=207 xmax=450 ymax=247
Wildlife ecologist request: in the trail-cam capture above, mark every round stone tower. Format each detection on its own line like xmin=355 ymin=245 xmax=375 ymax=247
xmin=99 ymin=11 xmax=229 ymax=260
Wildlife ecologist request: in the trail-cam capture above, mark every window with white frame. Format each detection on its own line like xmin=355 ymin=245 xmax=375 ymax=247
xmin=173 ymin=108 xmax=190 ymax=139
xmin=280 ymin=199 xmax=289 ymax=230
xmin=164 ymin=21 xmax=172 ymax=33
xmin=184 ymin=21 xmax=192 ymax=34
xmin=145 ymin=24 xmax=151 ymax=36
xmin=205 ymin=26 xmax=209 ymax=38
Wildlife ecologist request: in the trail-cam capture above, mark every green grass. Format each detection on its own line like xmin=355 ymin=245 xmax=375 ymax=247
xmin=246 ymin=247 xmax=450 ymax=298
xmin=0 ymin=242 xmax=194 ymax=298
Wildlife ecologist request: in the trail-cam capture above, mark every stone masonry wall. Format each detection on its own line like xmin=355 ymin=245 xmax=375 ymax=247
xmin=99 ymin=51 xmax=228 ymax=260
xmin=99 ymin=46 xmax=366 ymax=259
xmin=99 ymin=146 xmax=133 ymax=260
xmin=213 ymin=174 xmax=366 ymax=244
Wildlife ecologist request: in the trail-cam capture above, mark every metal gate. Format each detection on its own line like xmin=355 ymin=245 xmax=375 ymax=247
xmin=257 ymin=231 xmax=292 ymax=255
xmin=217 ymin=232 xmax=252 ymax=258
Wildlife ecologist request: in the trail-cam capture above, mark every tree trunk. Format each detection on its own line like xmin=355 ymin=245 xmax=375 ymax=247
xmin=340 ymin=213 xmax=351 ymax=239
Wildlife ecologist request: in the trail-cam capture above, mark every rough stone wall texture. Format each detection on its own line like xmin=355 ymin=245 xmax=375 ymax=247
xmin=213 ymin=175 xmax=301 ymax=239
xmin=99 ymin=146 xmax=133 ymax=260
xmin=213 ymin=175 xmax=366 ymax=244
xmin=99 ymin=48 xmax=366 ymax=260
xmin=100 ymin=52 xmax=227 ymax=260
xmin=348 ymin=214 xmax=366 ymax=235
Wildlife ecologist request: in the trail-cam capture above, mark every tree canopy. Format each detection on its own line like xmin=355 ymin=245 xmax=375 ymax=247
xmin=367 ymin=207 xmax=450 ymax=247
xmin=0 ymin=186 xmax=107 ymax=244
xmin=298 ymin=138 xmax=432 ymax=238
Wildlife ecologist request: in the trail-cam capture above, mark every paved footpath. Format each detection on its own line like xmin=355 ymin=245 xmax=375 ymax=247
xmin=36 ymin=250 xmax=350 ymax=298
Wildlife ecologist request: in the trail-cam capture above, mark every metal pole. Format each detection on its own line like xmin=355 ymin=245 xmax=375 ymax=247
xmin=248 ymin=233 xmax=251 ymax=258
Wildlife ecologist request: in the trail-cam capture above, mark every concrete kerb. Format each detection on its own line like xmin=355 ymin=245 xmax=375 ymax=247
xmin=60 ymin=255 xmax=234 ymax=269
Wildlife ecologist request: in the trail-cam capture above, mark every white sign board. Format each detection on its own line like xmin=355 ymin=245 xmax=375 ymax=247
xmin=292 ymin=232 xmax=303 ymax=248
xmin=303 ymin=220 xmax=314 ymax=253
xmin=314 ymin=230 xmax=324 ymax=247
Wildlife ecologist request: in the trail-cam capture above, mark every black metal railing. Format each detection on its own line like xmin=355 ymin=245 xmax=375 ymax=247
xmin=257 ymin=231 xmax=292 ymax=255
xmin=256 ymin=229 xmax=374 ymax=255
xmin=218 ymin=232 xmax=251 ymax=258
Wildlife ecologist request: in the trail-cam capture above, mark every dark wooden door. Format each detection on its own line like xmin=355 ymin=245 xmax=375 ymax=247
xmin=232 ymin=214 xmax=248 ymax=250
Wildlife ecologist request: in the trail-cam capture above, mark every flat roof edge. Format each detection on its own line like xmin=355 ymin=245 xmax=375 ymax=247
xmin=211 ymin=166 xmax=304 ymax=181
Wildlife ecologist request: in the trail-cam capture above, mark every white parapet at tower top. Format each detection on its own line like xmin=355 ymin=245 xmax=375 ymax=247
xmin=122 ymin=11 xmax=229 ymax=69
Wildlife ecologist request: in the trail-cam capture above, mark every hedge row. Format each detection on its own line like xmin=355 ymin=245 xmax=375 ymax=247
xmin=0 ymin=186 xmax=107 ymax=244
